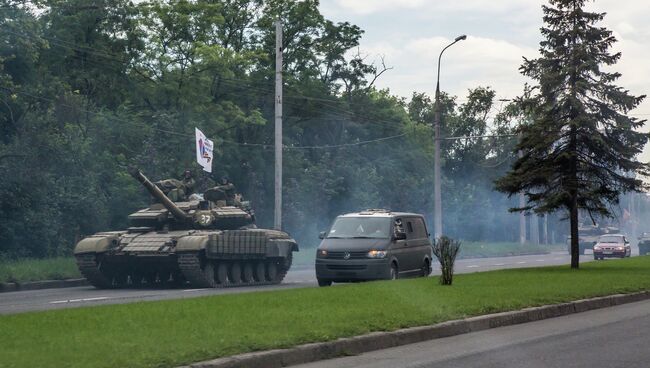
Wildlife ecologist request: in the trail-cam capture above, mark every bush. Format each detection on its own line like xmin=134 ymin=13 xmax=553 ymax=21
xmin=433 ymin=236 xmax=461 ymax=285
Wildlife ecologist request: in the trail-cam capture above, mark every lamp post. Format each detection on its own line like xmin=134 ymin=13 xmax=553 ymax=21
xmin=433 ymin=34 xmax=466 ymax=239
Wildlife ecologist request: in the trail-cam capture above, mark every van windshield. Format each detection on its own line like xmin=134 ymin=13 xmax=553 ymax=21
xmin=327 ymin=217 xmax=391 ymax=239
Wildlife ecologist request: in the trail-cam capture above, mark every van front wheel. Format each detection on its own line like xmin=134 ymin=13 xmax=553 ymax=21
xmin=317 ymin=278 xmax=332 ymax=287
xmin=390 ymin=263 xmax=398 ymax=280
xmin=421 ymin=259 xmax=431 ymax=277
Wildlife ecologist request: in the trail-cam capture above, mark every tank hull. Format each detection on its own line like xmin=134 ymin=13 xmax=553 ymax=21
xmin=74 ymin=229 xmax=297 ymax=289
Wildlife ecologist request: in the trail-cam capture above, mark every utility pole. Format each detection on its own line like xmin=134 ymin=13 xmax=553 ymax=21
xmin=518 ymin=143 xmax=526 ymax=244
xmin=274 ymin=20 xmax=283 ymax=230
xmin=433 ymin=35 xmax=466 ymax=239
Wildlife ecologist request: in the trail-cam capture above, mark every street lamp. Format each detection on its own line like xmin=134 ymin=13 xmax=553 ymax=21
xmin=433 ymin=34 xmax=466 ymax=239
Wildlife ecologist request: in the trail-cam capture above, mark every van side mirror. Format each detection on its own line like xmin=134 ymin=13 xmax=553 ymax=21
xmin=394 ymin=231 xmax=406 ymax=240
xmin=319 ymin=231 xmax=326 ymax=239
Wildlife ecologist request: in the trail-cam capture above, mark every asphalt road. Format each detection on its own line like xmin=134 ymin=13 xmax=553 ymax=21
xmin=293 ymin=297 xmax=650 ymax=368
xmin=0 ymin=252 xmax=595 ymax=315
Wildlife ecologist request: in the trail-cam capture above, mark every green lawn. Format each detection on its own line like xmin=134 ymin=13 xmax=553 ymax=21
xmin=2 ymin=257 xmax=650 ymax=368
xmin=0 ymin=257 xmax=80 ymax=284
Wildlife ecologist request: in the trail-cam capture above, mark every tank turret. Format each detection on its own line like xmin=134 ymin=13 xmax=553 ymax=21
xmin=128 ymin=167 xmax=190 ymax=222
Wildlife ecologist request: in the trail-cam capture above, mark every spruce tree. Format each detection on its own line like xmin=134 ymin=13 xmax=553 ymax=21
xmin=495 ymin=0 xmax=649 ymax=269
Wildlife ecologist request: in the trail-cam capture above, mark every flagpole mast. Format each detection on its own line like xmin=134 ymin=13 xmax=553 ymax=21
xmin=274 ymin=20 xmax=283 ymax=230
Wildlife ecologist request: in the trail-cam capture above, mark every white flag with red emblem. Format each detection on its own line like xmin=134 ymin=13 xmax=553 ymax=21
xmin=195 ymin=127 xmax=214 ymax=173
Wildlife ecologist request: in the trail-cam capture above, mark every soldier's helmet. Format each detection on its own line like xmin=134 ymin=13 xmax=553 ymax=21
xmin=220 ymin=175 xmax=230 ymax=184
xmin=183 ymin=170 xmax=192 ymax=179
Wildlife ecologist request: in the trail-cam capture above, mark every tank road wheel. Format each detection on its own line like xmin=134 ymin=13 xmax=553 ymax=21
xmin=170 ymin=271 xmax=186 ymax=287
xmin=265 ymin=261 xmax=279 ymax=282
xmin=144 ymin=272 xmax=157 ymax=286
xmin=178 ymin=253 xmax=220 ymax=288
xmin=158 ymin=271 xmax=176 ymax=287
xmin=229 ymin=262 xmax=243 ymax=285
xmin=111 ymin=273 xmax=128 ymax=288
xmin=216 ymin=262 xmax=229 ymax=285
xmin=130 ymin=272 xmax=145 ymax=287
xmin=199 ymin=263 xmax=216 ymax=288
xmin=242 ymin=263 xmax=255 ymax=284
xmin=254 ymin=262 xmax=266 ymax=282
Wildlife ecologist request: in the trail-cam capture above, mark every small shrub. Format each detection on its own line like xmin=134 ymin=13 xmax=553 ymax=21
xmin=433 ymin=236 xmax=461 ymax=285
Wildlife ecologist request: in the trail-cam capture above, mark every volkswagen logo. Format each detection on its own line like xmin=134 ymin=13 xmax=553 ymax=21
xmin=343 ymin=252 xmax=351 ymax=260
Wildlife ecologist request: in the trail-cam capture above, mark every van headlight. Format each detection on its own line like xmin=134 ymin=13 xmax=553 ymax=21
xmin=367 ymin=250 xmax=387 ymax=259
xmin=317 ymin=249 xmax=328 ymax=258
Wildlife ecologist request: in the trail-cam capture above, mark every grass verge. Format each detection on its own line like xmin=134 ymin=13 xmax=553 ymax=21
xmin=458 ymin=241 xmax=559 ymax=258
xmin=2 ymin=257 xmax=650 ymax=368
xmin=0 ymin=257 xmax=80 ymax=284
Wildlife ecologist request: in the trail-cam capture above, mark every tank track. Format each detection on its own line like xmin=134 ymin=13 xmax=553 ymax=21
xmin=75 ymin=253 xmax=113 ymax=288
xmin=178 ymin=252 xmax=290 ymax=288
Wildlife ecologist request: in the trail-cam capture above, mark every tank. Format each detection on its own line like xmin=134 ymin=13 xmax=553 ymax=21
xmin=73 ymin=168 xmax=298 ymax=288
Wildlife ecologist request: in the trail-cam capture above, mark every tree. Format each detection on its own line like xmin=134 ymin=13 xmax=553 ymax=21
xmin=495 ymin=0 xmax=649 ymax=268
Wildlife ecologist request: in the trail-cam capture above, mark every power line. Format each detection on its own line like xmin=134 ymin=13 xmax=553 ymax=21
xmin=441 ymin=134 xmax=517 ymax=140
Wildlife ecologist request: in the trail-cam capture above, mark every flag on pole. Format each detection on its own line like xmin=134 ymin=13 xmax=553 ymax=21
xmin=195 ymin=127 xmax=214 ymax=173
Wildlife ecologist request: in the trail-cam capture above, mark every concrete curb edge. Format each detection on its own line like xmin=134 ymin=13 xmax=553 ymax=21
xmin=183 ymin=290 xmax=650 ymax=368
xmin=0 ymin=278 xmax=88 ymax=293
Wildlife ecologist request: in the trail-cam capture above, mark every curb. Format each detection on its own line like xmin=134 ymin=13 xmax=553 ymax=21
xmin=182 ymin=290 xmax=650 ymax=368
xmin=0 ymin=278 xmax=88 ymax=293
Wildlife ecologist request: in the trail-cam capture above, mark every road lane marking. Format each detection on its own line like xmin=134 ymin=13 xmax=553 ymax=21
xmin=182 ymin=289 xmax=206 ymax=292
xmin=517 ymin=261 xmax=527 ymax=264
xmin=50 ymin=297 xmax=109 ymax=304
xmin=493 ymin=263 xmax=506 ymax=266
xmin=466 ymin=265 xmax=479 ymax=268
xmin=536 ymin=259 xmax=546 ymax=262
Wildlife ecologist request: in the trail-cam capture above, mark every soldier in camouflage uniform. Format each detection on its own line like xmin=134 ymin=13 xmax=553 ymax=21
xmin=154 ymin=170 xmax=195 ymax=202
xmin=204 ymin=176 xmax=236 ymax=206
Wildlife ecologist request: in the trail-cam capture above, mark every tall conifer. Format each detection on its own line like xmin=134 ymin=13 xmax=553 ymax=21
xmin=495 ymin=0 xmax=648 ymax=268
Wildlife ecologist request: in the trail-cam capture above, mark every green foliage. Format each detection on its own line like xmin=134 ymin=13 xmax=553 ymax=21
xmin=495 ymin=0 xmax=648 ymax=268
xmin=2 ymin=257 xmax=650 ymax=368
xmin=432 ymin=236 xmax=461 ymax=285
xmin=0 ymin=0 xmax=523 ymax=259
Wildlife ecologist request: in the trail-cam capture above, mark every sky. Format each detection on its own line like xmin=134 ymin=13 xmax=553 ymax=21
xmin=319 ymin=0 xmax=650 ymax=160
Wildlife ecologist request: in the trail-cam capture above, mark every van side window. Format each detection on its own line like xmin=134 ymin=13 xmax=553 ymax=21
xmin=407 ymin=221 xmax=414 ymax=233
xmin=411 ymin=218 xmax=427 ymax=239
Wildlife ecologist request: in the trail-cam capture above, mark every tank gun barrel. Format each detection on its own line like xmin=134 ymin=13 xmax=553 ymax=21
xmin=128 ymin=167 xmax=190 ymax=222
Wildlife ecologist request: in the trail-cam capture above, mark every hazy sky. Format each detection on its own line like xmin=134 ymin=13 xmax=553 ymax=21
xmin=320 ymin=0 xmax=650 ymax=160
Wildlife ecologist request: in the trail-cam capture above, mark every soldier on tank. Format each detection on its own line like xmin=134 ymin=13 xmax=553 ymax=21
xmin=154 ymin=170 xmax=195 ymax=202
xmin=204 ymin=175 xmax=237 ymax=206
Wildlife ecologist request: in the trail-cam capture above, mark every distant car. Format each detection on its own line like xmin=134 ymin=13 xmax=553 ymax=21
xmin=315 ymin=209 xmax=433 ymax=287
xmin=592 ymin=234 xmax=631 ymax=260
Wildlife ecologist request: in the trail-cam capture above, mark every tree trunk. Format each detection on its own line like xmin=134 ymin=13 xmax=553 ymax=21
xmin=569 ymin=125 xmax=580 ymax=269
xmin=570 ymin=191 xmax=579 ymax=269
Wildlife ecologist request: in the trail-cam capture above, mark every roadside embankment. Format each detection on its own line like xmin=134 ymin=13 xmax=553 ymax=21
xmin=0 ymin=257 xmax=80 ymax=285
